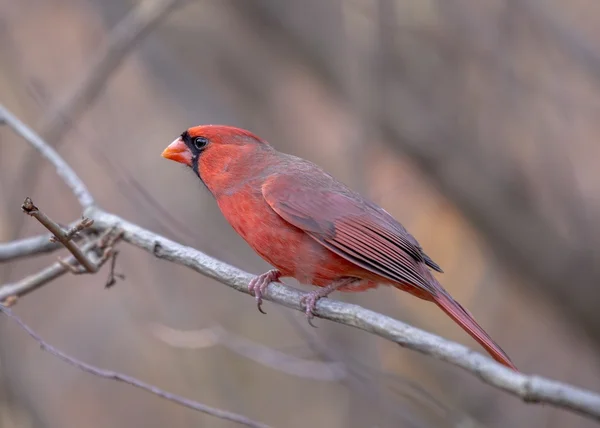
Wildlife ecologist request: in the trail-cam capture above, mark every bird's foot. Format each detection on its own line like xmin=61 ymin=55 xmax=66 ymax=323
xmin=300 ymin=279 xmax=354 ymax=328
xmin=248 ymin=269 xmax=281 ymax=314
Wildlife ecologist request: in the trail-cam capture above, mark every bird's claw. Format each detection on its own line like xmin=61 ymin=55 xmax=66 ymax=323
xmin=248 ymin=269 xmax=281 ymax=315
xmin=257 ymin=301 xmax=267 ymax=315
xmin=300 ymin=291 xmax=324 ymax=328
xmin=299 ymin=279 xmax=354 ymax=327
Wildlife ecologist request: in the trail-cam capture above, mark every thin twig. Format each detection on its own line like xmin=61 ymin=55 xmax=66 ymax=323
xmin=0 ymin=223 xmax=82 ymax=262
xmin=21 ymin=197 xmax=96 ymax=272
xmin=105 ymin=250 xmax=125 ymax=288
xmin=0 ymin=306 xmax=269 ymax=428
xmin=0 ymin=231 xmax=115 ymax=303
xmin=51 ymin=217 xmax=94 ymax=242
xmin=4 ymin=104 xmax=600 ymax=422
xmin=0 ymin=105 xmax=94 ymax=208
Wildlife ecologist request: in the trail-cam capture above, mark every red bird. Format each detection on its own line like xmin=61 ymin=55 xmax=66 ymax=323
xmin=162 ymin=125 xmax=517 ymax=370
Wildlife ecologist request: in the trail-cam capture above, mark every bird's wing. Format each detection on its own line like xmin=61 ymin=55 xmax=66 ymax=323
xmin=262 ymin=175 xmax=439 ymax=295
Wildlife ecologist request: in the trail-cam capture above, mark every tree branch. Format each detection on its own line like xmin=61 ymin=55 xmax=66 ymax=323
xmin=0 ymin=306 xmax=269 ymax=428
xmin=85 ymin=206 xmax=600 ymax=421
xmin=0 ymin=105 xmax=94 ymax=208
xmin=21 ymin=198 xmax=98 ymax=272
xmin=3 ymin=104 xmax=600 ymax=422
xmin=0 ymin=226 xmax=80 ymax=262
xmin=5 ymin=0 xmax=188 ymax=275
xmin=0 ymin=235 xmax=109 ymax=303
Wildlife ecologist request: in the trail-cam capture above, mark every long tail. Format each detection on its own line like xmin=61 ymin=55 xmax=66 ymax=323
xmin=433 ymin=290 xmax=518 ymax=371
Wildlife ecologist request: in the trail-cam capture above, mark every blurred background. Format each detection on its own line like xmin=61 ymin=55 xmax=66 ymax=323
xmin=2 ymin=0 xmax=600 ymax=427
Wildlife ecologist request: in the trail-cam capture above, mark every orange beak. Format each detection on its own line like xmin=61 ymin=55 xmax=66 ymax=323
xmin=162 ymin=137 xmax=193 ymax=166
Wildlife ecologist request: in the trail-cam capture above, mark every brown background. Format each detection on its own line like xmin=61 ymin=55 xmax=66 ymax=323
xmin=2 ymin=0 xmax=600 ymax=427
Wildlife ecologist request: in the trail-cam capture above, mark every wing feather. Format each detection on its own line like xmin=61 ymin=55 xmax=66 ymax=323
xmin=262 ymin=176 xmax=440 ymax=295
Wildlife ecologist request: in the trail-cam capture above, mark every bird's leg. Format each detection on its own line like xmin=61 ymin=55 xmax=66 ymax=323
xmin=248 ymin=269 xmax=282 ymax=314
xmin=300 ymin=278 xmax=358 ymax=327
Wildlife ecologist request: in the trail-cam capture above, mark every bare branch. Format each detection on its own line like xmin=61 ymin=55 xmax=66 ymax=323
xmin=3 ymin=0 xmax=188 ymax=266
xmin=104 ymin=249 xmax=125 ymax=288
xmin=85 ymin=206 xmax=600 ymax=421
xmin=4 ymin=105 xmax=600 ymax=422
xmin=0 ymin=261 xmax=67 ymax=304
xmin=0 ymin=231 xmax=115 ymax=302
xmin=0 ymin=104 xmax=94 ymax=208
xmin=50 ymin=217 xmax=94 ymax=242
xmin=152 ymin=323 xmax=346 ymax=381
xmin=0 ymin=227 xmax=79 ymax=262
xmin=0 ymin=306 xmax=269 ymax=428
xmin=21 ymin=197 xmax=97 ymax=272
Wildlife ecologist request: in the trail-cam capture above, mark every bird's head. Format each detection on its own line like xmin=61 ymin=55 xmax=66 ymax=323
xmin=162 ymin=125 xmax=271 ymax=193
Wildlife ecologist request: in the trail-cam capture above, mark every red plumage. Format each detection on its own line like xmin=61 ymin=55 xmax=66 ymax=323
xmin=162 ymin=125 xmax=517 ymax=371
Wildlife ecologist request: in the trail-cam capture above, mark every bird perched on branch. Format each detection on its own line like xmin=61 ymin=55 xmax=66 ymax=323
xmin=162 ymin=125 xmax=517 ymax=370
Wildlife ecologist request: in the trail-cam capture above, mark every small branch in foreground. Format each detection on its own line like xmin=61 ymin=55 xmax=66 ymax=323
xmin=22 ymin=197 xmax=97 ymax=272
xmin=0 ymin=224 xmax=83 ymax=262
xmin=0 ymin=105 xmax=94 ymax=208
xmin=20 ymin=197 xmax=125 ymax=288
xmin=50 ymin=217 xmax=94 ymax=243
xmin=0 ymin=230 xmax=118 ymax=303
xmin=105 ymin=249 xmax=125 ymax=288
xmin=0 ymin=306 xmax=269 ymax=428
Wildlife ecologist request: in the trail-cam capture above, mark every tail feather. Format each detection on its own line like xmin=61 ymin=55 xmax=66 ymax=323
xmin=433 ymin=291 xmax=518 ymax=371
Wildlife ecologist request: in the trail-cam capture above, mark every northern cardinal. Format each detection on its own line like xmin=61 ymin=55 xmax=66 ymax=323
xmin=162 ymin=125 xmax=517 ymax=370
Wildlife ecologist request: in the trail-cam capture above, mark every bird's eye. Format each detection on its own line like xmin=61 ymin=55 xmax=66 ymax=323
xmin=193 ymin=137 xmax=208 ymax=150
